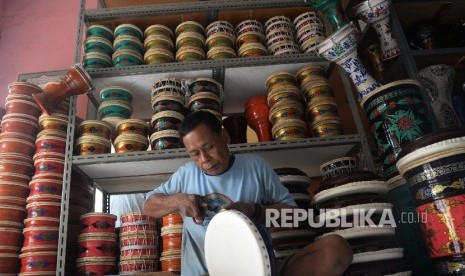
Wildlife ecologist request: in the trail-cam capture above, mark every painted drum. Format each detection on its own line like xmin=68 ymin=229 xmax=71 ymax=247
xmin=268 ymin=102 xmax=305 ymax=125
xmin=206 ymin=46 xmax=237 ymax=60
xmin=116 ymin=119 xmax=150 ymax=136
xmin=24 ymin=217 xmax=60 ymax=228
xmin=160 ymin=253 xmax=181 ymax=272
xmin=33 ymin=158 xmax=64 ymax=175
xmin=175 ymin=32 xmax=205 ymax=50
xmin=296 ymin=65 xmax=327 ymax=86
xmin=152 ymin=78 xmax=183 ymax=95
xmin=29 ymin=179 xmax=63 ymax=199
xmin=206 ymin=20 xmax=235 ymax=37
xmin=151 ymin=111 xmax=184 ymax=132
xmin=188 ymin=77 xmax=223 ymax=97
xmin=265 ymin=72 xmax=297 ymax=91
xmin=386 ymin=175 xmax=434 ymax=275
xmin=120 ymin=259 xmax=158 ymax=273
xmin=0 ymin=253 xmax=20 ymax=274
xmin=121 ymin=212 xmax=156 ymax=224
xmin=22 ymin=227 xmax=59 ymax=250
xmin=120 ymin=231 xmax=157 ymax=247
xmin=112 ymin=48 xmax=143 ymax=67
xmin=236 ymin=20 xmax=264 ymax=36
xmin=305 ymin=97 xmax=339 ymax=122
xmin=79 ymin=212 xmax=117 ymax=234
xmin=78 ymin=120 xmax=113 ymax=139
xmin=236 ymin=31 xmax=265 ymax=49
xmin=396 ymin=129 xmax=465 ymax=274
xmin=8 ymin=82 xmax=42 ymax=96
xmin=86 ymin=24 xmax=113 ymax=41
xmin=113 ymin=35 xmax=144 ymax=54
xmin=151 ymin=94 xmax=186 ymax=114
xmin=19 ymin=251 xmax=57 ymax=273
xmin=264 ymin=16 xmax=293 ymax=34
xmin=75 ymin=135 xmax=112 ymax=155
xmin=301 ymin=80 xmax=334 ymax=104
xmin=120 ymin=244 xmax=158 ymax=259
xmin=0 ymin=196 xmax=26 ymax=207
xmin=205 ymin=210 xmax=275 ymax=276
xmin=145 ymin=24 xmax=174 ymax=39
xmin=0 ymin=137 xmax=36 ymax=157
xmin=83 ymin=52 xmax=112 ymax=69
xmin=144 ymin=48 xmax=174 ymax=64
xmin=272 ymin=119 xmax=307 ymax=141
xmin=0 ymin=172 xmax=31 ymax=185
xmin=114 ymin=133 xmax=149 ymax=153
xmin=144 ymin=35 xmax=174 ymax=51
xmin=161 ymin=225 xmax=183 ymax=252
xmin=205 ymin=33 xmax=235 ymax=50
xmin=294 ymin=11 xmax=324 ymax=30
xmin=175 ymin=21 xmax=205 ymax=36
xmin=38 ymin=113 xmax=68 ymax=132
xmin=99 ymin=86 xmax=133 ymax=103
xmin=26 ymin=201 xmax=61 ymax=219
xmin=267 ymin=85 xmax=301 ymax=107
xmin=319 ymin=157 xmax=359 ymax=180
xmin=114 ymin=24 xmax=143 ymax=41
xmin=98 ymin=100 xmax=133 ymax=120
xmin=78 ymin=233 xmax=117 ymax=258
xmin=237 ymin=42 xmax=268 ymax=57
xmin=84 ymin=36 xmax=113 ymax=55
xmin=35 ymin=135 xmax=66 ymax=154
xmin=311 ymin=118 xmax=343 ymax=137
xmin=149 ymin=130 xmax=181 ymax=150
xmin=175 ymin=46 xmax=206 ymax=62
xmin=0 ymin=159 xmax=34 ymax=177
xmin=188 ymin=92 xmax=222 ymax=113
xmin=361 ymin=79 xmax=433 ymax=180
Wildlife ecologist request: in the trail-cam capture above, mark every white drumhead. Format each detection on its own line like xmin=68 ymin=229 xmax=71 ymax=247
xmin=205 ymin=210 xmax=273 ymax=276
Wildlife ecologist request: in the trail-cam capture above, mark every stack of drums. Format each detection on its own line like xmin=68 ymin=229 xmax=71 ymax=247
xmin=396 ymin=129 xmax=465 ymax=275
xmin=144 ymin=24 xmax=175 ymax=65
xmin=265 ymin=16 xmax=299 ymax=56
xmin=265 ymin=72 xmax=307 ymax=141
xmin=205 ymin=20 xmax=236 ymax=60
xmin=160 ymin=213 xmax=183 ymax=272
xmin=119 ymin=212 xmax=159 ymax=274
xmin=0 ymin=107 xmax=4 ymax=130
xmin=98 ymin=86 xmax=133 ymax=132
xmin=20 ymin=110 xmax=70 ymax=275
xmin=294 ymin=11 xmax=326 ymax=55
xmin=83 ymin=24 xmax=114 ymax=69
xmin=236 ymin=20 xmax=268 ymax=57
xmin=0 ymin=82 xmax=43 ymax=275
xmin=150 ymin=78 xmax=186 ymax=150
xmin=313 ymin=158 xmax=411 ymax=275
xmin=175 ymin=21 xmax=206 ymax=62
xmin=76 ymin=119 xmax=112 ymax=155
xmin=272 ymin=168 xmax=316 ymax=262
xmin=77 ymin=213 xmax=118 ymax=275
xmin=114 ymin=119 xmax=150 ymax=153
xmin=296 ymin=65 xmax=343 ymax=137
xmin=187 ymin=77 xmax=223 ymax=122
xmin=113 ymin=24 xmax=144 ymax=67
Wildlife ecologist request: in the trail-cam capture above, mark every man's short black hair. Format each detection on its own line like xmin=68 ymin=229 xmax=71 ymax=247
xmin=179 ymin=110 xmax=222 ymax=141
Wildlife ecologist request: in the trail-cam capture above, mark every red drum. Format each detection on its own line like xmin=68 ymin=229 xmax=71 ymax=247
xmin=160 ymin=254 xmax=181 ymax=272
xmin=0 ymin=227 xmax=23 ymax=250
xmin=76 ymin=257 xmax=116 ymax=275
xmin=80 ymin=212 xmax=117 ymax=233
xmin=0 ymin=138 xmax=36 ymax=157
xmin=120 ymin=259 xmax=158 ymax=273
xmin=0 ymin=204 xmax=26 ymax=223
xmin=8 ymin=82 xmax=42 ymax=96
xmin=22 ymin=227 xmax=59 ymax=250
xmin=162 ymin=213 xmax=183 ymax=226
xmin=35 ymin=135 xmax=66 ymax=154
xmin=0 ymin=160 xmax=34 ymax=176
xmin=0 ymin=116 xmax=38 ymax=137
xmin=4 ymin=98 xmax=41 ymax=118
xmin=121 ymin=221 xmax=156 ymax=234
xmin=19 ymin=251 xmax=57 ymax=273
xmin=0 ymin=253 xmax=20 ymax=274
xmin=33 ymin=158 xmax=64 ymax=175
xmin=24 ymin=217 xmax=60 ymax=228
xmin=78 ymin=233 xmax=117 ymax=258
xmin=28 ymin=178 xmax=62 ymax=199
xmin=120 ymin=231 xmax=158 ymax=247
xmin=0 ymin=181 xmax=29 ymax=198
xmin=26 ymin=201 xmax=61 ymax=219
xmin=121 ymin=212 xmax=156 ymax=230
xmin=120 ymin=244 xmax=158 ymax=259
xmin=0 ymin=196 xmax=26 ymax=207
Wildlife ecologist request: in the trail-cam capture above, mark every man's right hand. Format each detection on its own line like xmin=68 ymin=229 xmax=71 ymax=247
xmin=175 ymin=194 xmax=207 ymax=224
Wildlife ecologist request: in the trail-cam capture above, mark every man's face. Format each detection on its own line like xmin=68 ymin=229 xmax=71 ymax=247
xmin=183 ymin=123 xmax=231 ymax=176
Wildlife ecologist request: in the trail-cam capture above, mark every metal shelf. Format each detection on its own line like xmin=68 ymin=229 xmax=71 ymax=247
xmin=73 ymin=135 xmax=362 ymax=194
xmin=86 ymin=56 xmax=328 ymax=118
xmin=85 ymin=0 xmax=308 ymax=21
xmin=411 ymin=47 xmax=465 ymax=57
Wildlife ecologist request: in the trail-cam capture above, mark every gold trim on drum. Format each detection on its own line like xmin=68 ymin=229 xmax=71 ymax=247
xmin=265 ymin=72 xmax=297 ymax=90
xmin=238 ymin=42 xmax=268 ymax=57
xmin=175 ymin=21 xmax=205 ymax=36
xmin=207 ymin=46 xmax=237 ymax=60
xmin=145 ymin=24 xmax=174 ymax=39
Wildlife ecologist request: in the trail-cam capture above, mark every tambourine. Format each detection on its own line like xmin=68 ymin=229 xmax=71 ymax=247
xmin=236 ymin=20 xmax=264 ymax=35
xmin=205 ymin=210 xmax=275 ymax=276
